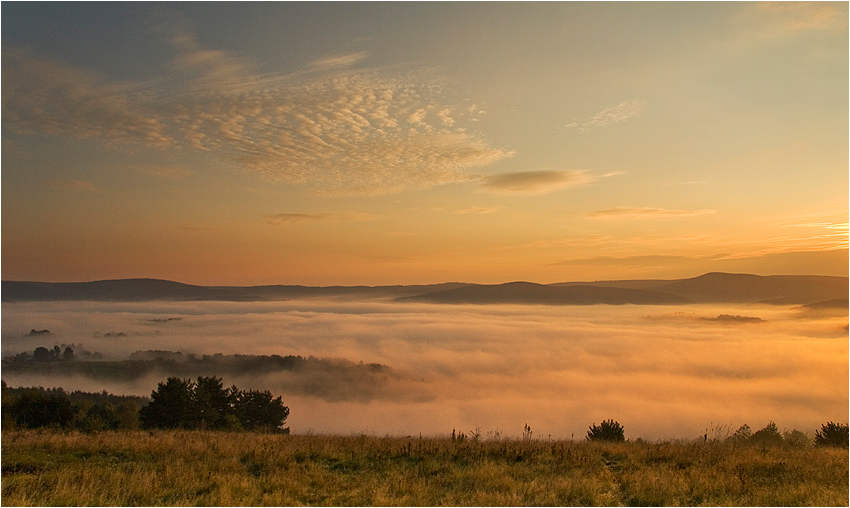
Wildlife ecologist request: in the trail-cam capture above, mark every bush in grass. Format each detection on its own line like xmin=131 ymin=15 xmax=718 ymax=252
xmin=783 ymin=429 xmax=810 ymax=447
xmin=814 ymin=422 xmax=849 ymax=447
xmin=586 ymin=419 xmax=625 ymax=442
xmin=750 ymin=421 xmax=783 ymax=447
xmin=727 ymin=424 xmax=752 ymax=444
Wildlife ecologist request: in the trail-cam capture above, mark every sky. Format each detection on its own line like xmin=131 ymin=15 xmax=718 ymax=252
xmin=2 ymin=2 xmax=848 ymax=286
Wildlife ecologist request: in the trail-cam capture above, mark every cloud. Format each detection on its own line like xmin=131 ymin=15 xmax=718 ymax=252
xmin=1 ymin=299 xmax=845 ymax=439
xmin=564 ymin=100 xmax=648 ymax=132
xmin=264 ymin=212 xmax=381 ymax=225
xmin=453 ymin=206 xmax=503 ymax=215
xmin=2 ymin=29 xmax=513 ymax=196
xmin=135 ymin=166 xmax=193 ymax=180
xmin=739 ymin=2 xmax=848 ymax=36
xmin=549 ymin=255 xmax=698 ymax=267
xmin=480 ymin=170 xmax=596 ymax=196
xmin=177 ymin=225 xmax=216 ymax=232
xmin=308 ymin=52 xmax=370 ymax=70
xmin=783 ymin=222 xmax=848 ymax=232
xmin=581 ymin=207 xmax=716 ymax=219
xmin=3 ymin=49 xmax=173 ymax=147
xmin=46 ymin=179 xmax=101 ymax=192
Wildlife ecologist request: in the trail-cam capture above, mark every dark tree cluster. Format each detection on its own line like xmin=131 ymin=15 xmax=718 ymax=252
xmin=139 ymin=376 xmax=289 ymax=432
xmin=726 ymin=421 xmax=848 ymax=447
xmin=3 ymin=344 xmax=105 ymax=367
xmin=1 ymin=382 xmax=142 ymax=431
xmin=6 ymin=345 xmax=74 ymax=365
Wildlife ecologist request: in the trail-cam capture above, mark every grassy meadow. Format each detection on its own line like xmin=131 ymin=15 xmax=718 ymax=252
xmin=2 ymin=429 xmax=847 ymax=506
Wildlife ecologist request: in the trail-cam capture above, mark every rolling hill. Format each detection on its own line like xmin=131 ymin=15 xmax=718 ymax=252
xmin=397 ymin=281 xmax=691 ymax=305
xmin=2 ymin=272 xmax=846 ymax=306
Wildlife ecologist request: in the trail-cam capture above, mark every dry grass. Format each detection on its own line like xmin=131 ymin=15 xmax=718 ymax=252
xmin=2 ymin=430 xmax=848 ymax=506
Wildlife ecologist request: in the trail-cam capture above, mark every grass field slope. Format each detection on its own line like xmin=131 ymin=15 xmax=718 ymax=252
xmin=2 ymin=430 xmax=847 ymax=506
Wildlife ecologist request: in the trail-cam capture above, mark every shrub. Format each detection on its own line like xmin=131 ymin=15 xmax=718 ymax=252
xmin=727 ymin=424 xmax=752 ymax=444
xmin=586 ymin=419 xmax=625 ymax=442
xmin=783 ymin=429 xmax=810 ymax=447
xmin=751 ymin=422 xmax=782 ymax=447
xmin=9 ymin=388 xmax=75 ymax=429
xmin=814 ymin=422 xmax=849 ymax=447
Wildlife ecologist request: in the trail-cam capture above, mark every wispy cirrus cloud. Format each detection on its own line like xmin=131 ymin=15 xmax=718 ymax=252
xmin=549 ymin=255 xmax=700 ymax=267
xmin=176 ymin=225 xmax=216 ymax=232
xmin=563 ymin=100 xmax=648 ymax=133
xmin=47 ymin=179 xmax=102 ymax=192
xmin=779 ymin=209 xmax=849 ymax=234
xmin=453 ymin=206 xmax=503 ymax=215
xmin=581 ymin=207 xmax=716 ymax=219
xmin=3 ymin=49 xmax=173 ymax=147
xmin=3 ymin=28 xmax=512 ymax=197
xmin=480 ymin=170 xmax=597 ymax=196
xmin=737 ymin=2 xmax=848 ymax=36
xmin=308 ymin=52 xmax=370 ymax=70
xmin=135 ymin=166 xmax=193 ymax=180
xmin=264 ymin=212 xmax=381 ymax=226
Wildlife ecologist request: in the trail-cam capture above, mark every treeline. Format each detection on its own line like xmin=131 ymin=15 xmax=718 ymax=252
xmin=727 ymin=421 xmax=849 ymax=448
xmin=1 ymin=377 xmax=289 ymax=433
xmin=584 ymin=420 xmax=849 ymax=448
xmin=3 ymin=344 xmax=103 ymax=366
xmin=1 ymin=382 xmax=146 ymax=432
xmin=3 ymin=348 xmax=388 ymax=381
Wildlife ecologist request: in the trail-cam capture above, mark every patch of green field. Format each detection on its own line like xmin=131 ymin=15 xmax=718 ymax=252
xmin=2 ymin=430 xmax=847 ymax=506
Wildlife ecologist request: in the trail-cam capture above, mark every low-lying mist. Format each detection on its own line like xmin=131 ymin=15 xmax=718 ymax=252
xmin=2 ymin=299 xmax=846 ymax=440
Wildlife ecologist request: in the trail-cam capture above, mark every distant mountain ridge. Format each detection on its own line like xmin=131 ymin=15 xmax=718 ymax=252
xmin=0 ymin=279 xmax=469 ymax=303
xmin=397 ymin=282 xmax=690 ymax=305
xmin=2 ymin=272 xmax=847 ymax=306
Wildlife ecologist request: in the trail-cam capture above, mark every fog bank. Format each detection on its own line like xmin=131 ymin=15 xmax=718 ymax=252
xmin=2 ymin=300 xmax=846 ymax=440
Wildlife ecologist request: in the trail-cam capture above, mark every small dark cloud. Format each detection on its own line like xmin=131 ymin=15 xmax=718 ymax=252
xmin=480 ymin=170 xmax=594 ymax=195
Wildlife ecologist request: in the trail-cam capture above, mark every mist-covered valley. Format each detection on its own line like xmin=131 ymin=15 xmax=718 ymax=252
xmin=3 ymin=295 xmax=846 ymax=441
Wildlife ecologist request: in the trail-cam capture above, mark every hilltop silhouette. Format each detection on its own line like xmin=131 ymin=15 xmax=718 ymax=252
xmin=397 ymin=282 xmax=690 ymax=305
xmin=2 ymin=272 xmax=846 ymax=306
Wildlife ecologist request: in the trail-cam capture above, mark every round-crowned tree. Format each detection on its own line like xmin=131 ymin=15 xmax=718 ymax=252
xmin=192 ymin=376 xmax=237 ymax=430
xmin=234 ymin=389 xmax=290 ymax=432
xmin=586 ymin=419 xmax=625 ymax=442
xmin=139 ymin=377 xmax=194 ymax=429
